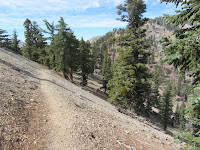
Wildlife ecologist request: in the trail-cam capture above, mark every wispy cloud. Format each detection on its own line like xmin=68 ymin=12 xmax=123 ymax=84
xmin=0 ymin=0 xmax=122 ymax=30
xmin=0 ymin=0 xmax=181 ymax=41
xmin=67 ymin=14 xmax=127 ymax=28
xmin=149 ymin=0 xmax=160 ymax=7
xmin=0 ymin=0 xmax=101 ymax=11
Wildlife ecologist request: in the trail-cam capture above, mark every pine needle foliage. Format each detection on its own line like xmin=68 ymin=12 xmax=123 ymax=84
xmin=0 ymin=29 xmax=10 ymax=48
xmin=49 ymin=17 xmax=79 ymax=80
xmin=79 ymin=38 xmax=93 ymax=86
xmin=159 ymin=81 xmax=173 ymax=130
xmin=107 ymin=0 xmax=152 ymax=112
xmin=102 ymin=51 xmax=112 ymax=90
xmin=160 ymin=0 xmax=200 ymax=148
xmin=23 ymin=19 xmax=47 ymax=62
xmin=11 ymin=30 xmax=20 ymax=54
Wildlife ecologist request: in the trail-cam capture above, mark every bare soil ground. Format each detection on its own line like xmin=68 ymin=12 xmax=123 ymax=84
xmin=0 ymin=49 xmax=49 ymax=149
xmin=0 ymin=48 xmax=182 ymax=150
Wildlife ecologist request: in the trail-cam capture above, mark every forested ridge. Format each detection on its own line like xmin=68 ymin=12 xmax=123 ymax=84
xmin=0 ymin=0 xmax=199 ymax=149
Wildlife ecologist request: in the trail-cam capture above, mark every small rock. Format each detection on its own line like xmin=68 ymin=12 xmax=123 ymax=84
xmin=16 ymin=138 xmax=21 ymax=142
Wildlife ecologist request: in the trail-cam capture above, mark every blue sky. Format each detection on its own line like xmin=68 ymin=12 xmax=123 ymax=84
xmin=0 ymin=0 xmax=180 ymax=42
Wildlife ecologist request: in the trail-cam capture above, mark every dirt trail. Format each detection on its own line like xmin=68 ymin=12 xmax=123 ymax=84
xmin=40 ymin=70 xmax=79 ymax=149
xmin=39 ymin=70 xmax=180 ymax=150
xmin=0 ymin=48 xmax=181 ymax=149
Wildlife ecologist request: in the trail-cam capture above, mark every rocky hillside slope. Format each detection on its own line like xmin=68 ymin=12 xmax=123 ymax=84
xmin=0 ymin=48 xmax=182 ymax=149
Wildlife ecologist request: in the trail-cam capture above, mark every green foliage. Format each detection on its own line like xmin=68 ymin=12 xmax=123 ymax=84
xmin=160 ymin=0 xmax=200 ymax=148
xmin=175 ymin=102 xmax=186 ymax=130
xmin=171 ymin=79 xmax=177 ymax=96
xmin=150 ymin=85 xmax=160 ymax=108
xmin=160 ymin=1 xmax=200 ymax=85
xmin=152 ymin=64 xmax=165 ymax=87
xmin=23 ymin=19 xmax=47 ymax=62
xmin=159 ymin=81 xmax=173 ymax=130
xmin=107 ymin=0 xmax=152 ymax=113
xmin=101 ymin=51 xmax=112 ymax=90
xmin=102 ymin=51 xmax=112 ymax=80
xmin=79 ymin=38 xmax=93 ymax=86
xmin=186 ymin=86 xmax=200 ymax=135
xmin=183 ymin=80 xmax=192 ymax=101
xmin=32 ymin=21 xmax=47 ymax=63
xmin=23 ymin=18 xmax=34 ymax=59
xmin=43 ymin=19 xmax=55 ymax=41
xmin=22 ymin=17 xmax=95 ymax=84
xmin=116 ymin=0 xmax=148 ymax=28
xmin=50 ymin=17 xmax=79 ymax=80
xmin=42 ymin=20 xmax=56 ymax=68
xmin=0 ymin=29 xmax=11 ymax=48
xmin=11 ymin=30 xmax=20 ymax=54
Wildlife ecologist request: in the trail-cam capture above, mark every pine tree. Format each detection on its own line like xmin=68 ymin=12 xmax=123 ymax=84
xmin=159 ymin=81 xmax=173 ymax=130
xmin=183 ymin=80 xmax=191 ymax=101
xmin=79 ymin=38 xmax=93 ymax=86
xmin=11 ymin=30 xmax=20 ymax=54
xmin=178 ymin=102 xmax=186 ymax=131
xmin=101 ymin=51 xmax=112 ymax=90
xmin=43 ymin=20 xmax=56 ymax=68
xmin=23 ymin=18 xmax=34 ymax=59
xmin=43 ymin=19 xmax=55 ymax=41
xmin=32 ymin=21 xmax=47 ymax=63
xmin=107 ymin=0 xmax=152 ymax=112
xmin=153 ymin=64 xmax=165 ymax=87
xmin=23 ymin=19 xmax=47 ymax=62
xmin=0 ymin=29 xmax=11 ymax=48
xmin=51 ymin=17 xmax=79 ymax=80
xmin=67 ymin=31 xmax=79 ymax=81
xmin=160 ymin=0 xmax=200 ymax=148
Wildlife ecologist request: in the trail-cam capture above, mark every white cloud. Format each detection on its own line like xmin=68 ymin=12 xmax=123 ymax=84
xmin=163 ymin=2 xmax=182 ymax=14
xmin=150 ymin=0 xmax=160 ymax=6
xmin=0 ymin=0 xmax=126 ymax=29
xmin=113 ymin=0 xmax=124 ymax=5
xmin=67 ymin=14 xmax=127 ymax=28
xmin=0 ymin=0 xmax=127 ymax=41
xmin=0 ymin=0 xmax=104 ymax=12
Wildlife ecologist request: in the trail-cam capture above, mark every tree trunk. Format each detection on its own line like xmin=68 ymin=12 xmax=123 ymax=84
xmin=69 ymin=73 xmax=73 ymax=82
xmin=68 ymin=68 xmax=73 ymax=82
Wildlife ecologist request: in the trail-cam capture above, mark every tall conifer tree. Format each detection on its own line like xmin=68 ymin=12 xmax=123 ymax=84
xmin=51 ymin=17 xmax=79 ymax=80
xmin=23 ymin=18 xmax=34 ymax=59
xmin=11 ymin=30 xmax=20 ymax=54
xmin=79 ymin=38 xmax=93 ymax=86
xmin=0 ymin=29 xmax=10 ymax=48
xmin=43 ymin=20 xmax=56 ymax=68
xmin=23 ymin=19 xmax=47 ymax=62
xmin=32 ymin=21 xmax=47 ymax=63
xmin=102 ymin=51 xmax=112 ymax=90
xmin=107 ymin=0 xmax=152 ymax=112
xmin=159 ymin=81 xmax=173 ymax=130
